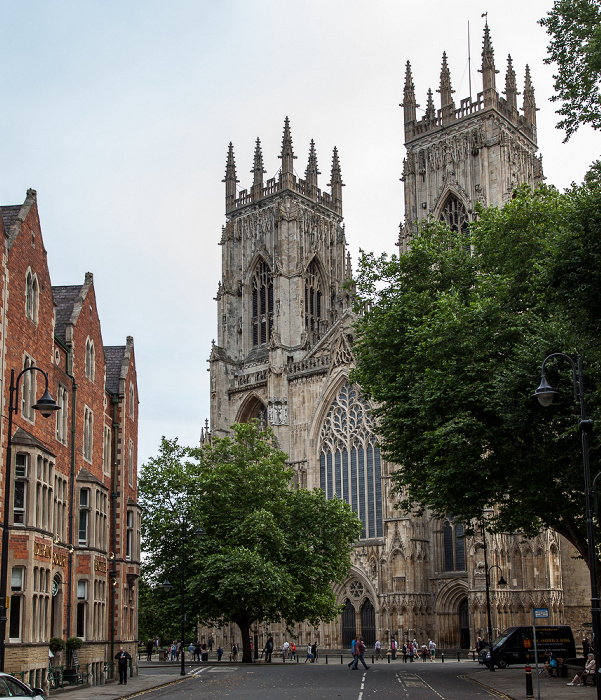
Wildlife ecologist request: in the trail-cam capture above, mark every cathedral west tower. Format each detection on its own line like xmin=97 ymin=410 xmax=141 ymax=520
xmin=399 ymin=21 xmax=544 ymax=250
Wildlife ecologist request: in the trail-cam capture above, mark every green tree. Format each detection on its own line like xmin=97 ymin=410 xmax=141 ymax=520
xmin=351 ymin=182 xmax=601 ymax=568
xmin=540 ymin=0 xmax=601 ymax=140
xmin=139 ymin=423 xmax=362 ymax=663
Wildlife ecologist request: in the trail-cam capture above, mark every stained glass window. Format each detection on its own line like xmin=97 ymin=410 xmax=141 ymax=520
xmin=319 ymin=383 xmax=382 ymax=538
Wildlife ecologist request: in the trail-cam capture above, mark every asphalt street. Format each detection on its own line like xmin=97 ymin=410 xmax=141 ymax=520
xmin=123 ymin=663 xmax=509 ymax=700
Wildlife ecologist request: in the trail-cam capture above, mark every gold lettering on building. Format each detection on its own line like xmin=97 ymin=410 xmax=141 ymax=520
xmin=52 ymin=553 xmax=67 ymax=567
xmin=94 ymin=558 xmax=107 ymax=573
xmin=34 ymin=542 xmax=51 ymax=559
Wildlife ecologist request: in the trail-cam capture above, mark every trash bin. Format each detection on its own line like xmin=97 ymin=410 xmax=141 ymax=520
xmin=202 ymin=652 xmax=209 ymax=662
xmin=159 ymin=650 xmax=167 ymax=662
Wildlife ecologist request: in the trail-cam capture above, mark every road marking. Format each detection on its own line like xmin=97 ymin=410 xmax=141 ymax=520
xmin=459 ymin=675 xmax=514 ymax=699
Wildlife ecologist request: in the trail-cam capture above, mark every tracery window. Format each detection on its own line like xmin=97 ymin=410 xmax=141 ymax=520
xmin=319 ymin=383 xmax=383 ymax=538
xmin=85 ymin=338 xmax=95 ymax=381
xmin=25 ymin=270 xmax=39 ymax=322
xmin=304 ymin=260 xmax=323 ymax=341
xmin=440 ymin=194 xmax=470 ymax=244
xmin=443 ymin=520 xmax=466 ymax=571
xmin=251 ymin=259 xmax=273 ymax=346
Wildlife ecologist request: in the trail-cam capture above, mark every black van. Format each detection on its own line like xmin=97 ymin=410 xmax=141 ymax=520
xmin=483 ymin=626 xmax=575 ymax=668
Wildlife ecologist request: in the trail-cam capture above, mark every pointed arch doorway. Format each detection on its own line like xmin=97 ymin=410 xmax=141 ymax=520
xmin=342 ymin=599 xmax=356 ymax=648
xmin=361 ymin=599 xmax=376 ymax=647
xmin=459 ymin=598 xmax=470 ymax=649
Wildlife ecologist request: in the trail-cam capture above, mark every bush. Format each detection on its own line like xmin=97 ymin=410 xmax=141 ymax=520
xmin=66 ymin=637 xmax=83 ymax=651
xmin=49 ymin=637 xmax=66 ymax=653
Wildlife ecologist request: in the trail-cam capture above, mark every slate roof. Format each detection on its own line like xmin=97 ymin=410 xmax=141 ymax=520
xmin=76 ymin=467 xmax=103 ymax=486
xmin=52 ymin=285 xmax=82 ymax=342
xmin=104 ymin=345 xmax=125 ymax=394
xmin=1 ymin=205 xmax=21 ymax=234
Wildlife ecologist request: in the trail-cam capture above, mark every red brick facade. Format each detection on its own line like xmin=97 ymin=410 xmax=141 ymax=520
xmin=0 ymin=190 xmax=139 ymax=688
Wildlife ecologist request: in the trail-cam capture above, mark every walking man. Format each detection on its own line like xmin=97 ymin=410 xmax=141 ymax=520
xmin=351 ymin=637 xmax=370 ymax=670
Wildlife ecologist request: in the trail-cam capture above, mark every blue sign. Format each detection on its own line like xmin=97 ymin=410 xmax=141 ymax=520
xmin=534 ymin=608 xmax=549 ymax=618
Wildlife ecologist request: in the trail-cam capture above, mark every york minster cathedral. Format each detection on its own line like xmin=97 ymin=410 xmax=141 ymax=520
xmin=203 ymin=24 xmax=590 ymax=650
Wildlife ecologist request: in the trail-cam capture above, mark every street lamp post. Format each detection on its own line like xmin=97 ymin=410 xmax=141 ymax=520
xmin=162 ymin=524 xmax=204 ymax=676
xmin=482 ymin=525 xmax=507 ymax=672
xmin=0 ymin=366 xmax=59 ymax=671
xmin=534 ymin=352 xmax=601 ymax=700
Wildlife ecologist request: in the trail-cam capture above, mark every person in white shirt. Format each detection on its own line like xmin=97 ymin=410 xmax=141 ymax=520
xmin=282 ymin=641 xmax=290 ymax=660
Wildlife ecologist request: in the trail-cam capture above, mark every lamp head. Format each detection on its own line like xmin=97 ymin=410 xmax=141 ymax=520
xmin=194 ymin=526 xmax=205 ymax=539
xmin=533 ymin=375 xmax=558 ymax=407
xmin=161 ymin=579 xmax=173 ymax=592
xmin=32 ymin=388 xmax=61 ymax=418
xmin=498 ymin=575 xmax=508 ymax=587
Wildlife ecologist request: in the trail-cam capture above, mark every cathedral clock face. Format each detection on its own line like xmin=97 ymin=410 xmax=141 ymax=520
xmin=52 ymin=579 xmax=59 ymax=597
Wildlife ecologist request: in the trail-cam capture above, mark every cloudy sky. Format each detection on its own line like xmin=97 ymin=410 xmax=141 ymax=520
xmin=0 ymin=0 xmax=597 ymax=465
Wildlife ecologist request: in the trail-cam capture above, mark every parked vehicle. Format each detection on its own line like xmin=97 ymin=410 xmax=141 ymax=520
xmin=0 ymin=672 xmax=45 ymax=699
xmin=483 ymin=626 xmax=575 ymax=669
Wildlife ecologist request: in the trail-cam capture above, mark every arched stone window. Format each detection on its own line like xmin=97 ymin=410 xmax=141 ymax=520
xmin=319 ymin=383 xmax=383 ymax=538
xmin=251 ymin=259 xmax=273 ymax=346
xmin=439 ymin=193 xmax=470 ymax=244
xmin=443 ymin=521 xmax=466 ymax=571
xmin=25 ymin=270 xmax=39 ymax=322
xmin=304 ymin=260 xmax=323 ymax=342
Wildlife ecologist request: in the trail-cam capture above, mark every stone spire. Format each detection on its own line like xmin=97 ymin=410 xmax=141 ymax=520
xmin=438 ymin=52 xmax=455 ymax=123
xmin=504 ymin=55 xmax=518 ymax=111
xmin=425 ymin=88 xmax=436 ymax=123
xmin=279 ymin=116 xmax=297 ymax=189
xmin=251 ymin=137 xmax=266 ymax=200
xmin=305 ymin=139 xmax=320 ymax=196
xmin=328 ymin=147 xmax=344 ymax=214
xmin=480 ymin=21 xmax=498 ymax=97
xmin=522 ymin=64 xmax=538 ymax=132
xmin=223 ymin=142 xmax=239 ymax=211
xmin=402 ymin=61 xmax=417 ymax=125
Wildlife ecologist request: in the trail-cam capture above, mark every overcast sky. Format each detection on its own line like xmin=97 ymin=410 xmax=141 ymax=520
xmin=1 ymin=0 xmax=597 ymax=466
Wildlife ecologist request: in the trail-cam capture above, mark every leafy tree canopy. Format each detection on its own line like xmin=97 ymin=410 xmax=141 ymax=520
xmin=139 ymin=422 xmax=362 ymax=662
xmin=540 ymin=0 xmax=601 ymax=140
xmin=351 ymin=181 xmax=601 ymax=567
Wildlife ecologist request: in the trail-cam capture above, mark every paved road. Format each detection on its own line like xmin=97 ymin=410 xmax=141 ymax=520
xmin=127 ymin=663 xmax=509 ymax=700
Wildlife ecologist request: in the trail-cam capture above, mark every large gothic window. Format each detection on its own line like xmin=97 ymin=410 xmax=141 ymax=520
xmin=251 ymin=259 xmax=273 ymax=346
xmin=319 ymin=383 xmax=383 ymax=539
xmin=304 ymin=260 xmax=323 ymax=341
xmin=443 ymin=521 xmax=466 ymax=572
xmin=440 ymin=194 xmax=470 ymax=244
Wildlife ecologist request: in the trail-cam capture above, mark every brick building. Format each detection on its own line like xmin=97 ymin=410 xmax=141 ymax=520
xmin=0 ymin=189 xmax=140 ymax=688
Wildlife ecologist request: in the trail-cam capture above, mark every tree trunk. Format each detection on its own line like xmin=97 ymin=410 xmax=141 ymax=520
xmin=238 ymin=621 xmax=253 ymax=663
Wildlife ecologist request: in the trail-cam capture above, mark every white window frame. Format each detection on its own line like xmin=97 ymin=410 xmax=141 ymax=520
xmin=85 ymin=338 xmax=95 ymax=381
xmin=25 ymin=268 xmax=39 ymax=323
xmin=56 ymin=384 xmax=68 ymax=444
xmin=83 ymin=407 xmax=93 ymax=462
xmin=21 ymin=355 xmax=36 ymax=422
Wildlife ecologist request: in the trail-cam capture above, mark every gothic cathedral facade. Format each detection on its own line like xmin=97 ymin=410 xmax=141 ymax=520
xmin=206 ymin=25 xmax=589 ymax=651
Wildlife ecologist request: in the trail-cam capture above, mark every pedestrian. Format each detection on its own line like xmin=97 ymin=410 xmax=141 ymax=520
xmin=305 ymin=643 xmax=312 ymax=663
xmin=169 ymin=641 xmax=177 ymax=661
xmin=263 ymin=636 xmax=274 ymax=663
xmin=311 ymin=642 xmax=318 ymax=663
xmin=408 ymin=642 xmax=415 ymax=662
xmin=428 ymin=639 xmax=436 ymax=661
xmin=421 ymin=643 xmax=428 ymax=662
xmin=348 ymin=637 xmax=357 ymax=668
xmin=193 ymin=643 xmax=201 ymax=661
xmin=283 ymin=640 xmax=290 ymax=660
xmin=217 ymin=646 xmax=223 ymax=662
xmin=351 ymin=637 xmax=370 ymax=670
xmin=290 ymin=643 xmax=296 ymax=660
xmin=145 ymin=639 xmax=153 ymax=661
xmin=115 ymin=646 xmax=132 ymax=685
xmin=231 ymin=643 xmax=238 ymax=662
xmin=209 ymin=634 xmax=214 ymax=652
xmin=188 ymin=642 xmax=194 ymax=656
xmin=375 ymin=640 xmax=382 ymax=659
xmin=402 ymin=643 xmax=408 ymax=663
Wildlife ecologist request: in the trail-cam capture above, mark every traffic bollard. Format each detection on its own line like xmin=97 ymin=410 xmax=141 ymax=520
xmin=325 ymin=655 xmax=328 ymax=665
xmin=441 ymin=652 xmax=444 ymax=663
xmin=387 ymin=654 xmax=390 ymax=663
xmin=525 ymin=665 xmax=534 ymax=697
xmin=340 ymin=655 xmax=343 ymax=665
xmin=457 ymin=651 xmax=461 ymax=662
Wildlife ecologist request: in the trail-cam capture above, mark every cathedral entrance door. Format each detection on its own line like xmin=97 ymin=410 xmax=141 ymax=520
xmin=342 ymin=599 xmax=356 ymax=648
xmin=459 ymin=598 xmax=470 ymax=649
xmin=361 ymin=599 xmax=376 ymax=647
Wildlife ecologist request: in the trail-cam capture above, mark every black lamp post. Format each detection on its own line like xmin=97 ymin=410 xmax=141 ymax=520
xmin=0 ymin=366 xmax=59 ymax=671
xmin=534 ymin=352 xmax=601 ymax=700
xmin=162 ymin=524 xmax=204 ymax=676
xmin=482 ymin=525 xmax=507 ymax=672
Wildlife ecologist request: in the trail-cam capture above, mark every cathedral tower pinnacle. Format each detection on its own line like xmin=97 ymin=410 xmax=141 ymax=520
xmin=504 ymin=55 xmax=518 ymax=113
xmin=402 ymin=61 xmax=417 ymax=134
xmin=523 ymin=65 xmax=538 ymax=133
xmin=480 ymin=20 xmax=498 ymax=98
xmin=438 ymin=52 xmax=455 ymax=123
xmin=328 ymin=147 xmax=344 ymax=214
xmin=279 ymin=116 xmax=297 ymax=189
xmin=223 ymin=142 xmax=239 ymax=212
xmin=251 ymin=137 xmax=266 ymax=200
xmin=305 ymin=139 xmax=320 ymax=198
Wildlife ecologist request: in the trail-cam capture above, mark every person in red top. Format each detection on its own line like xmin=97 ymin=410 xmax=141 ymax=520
xmin=350 ymin=637 xmax=370 ymax=670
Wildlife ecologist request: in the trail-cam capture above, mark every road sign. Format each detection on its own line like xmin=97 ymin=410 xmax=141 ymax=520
xmin=534 ymin=608 xmax=549 ymax=618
